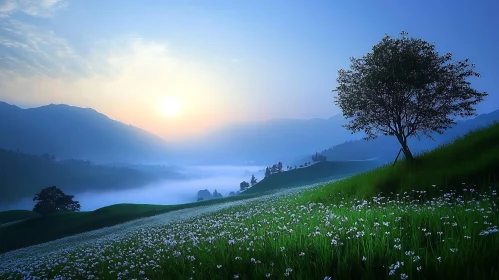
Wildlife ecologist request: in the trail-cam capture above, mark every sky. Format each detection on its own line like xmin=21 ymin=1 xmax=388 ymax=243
xmin=0 ymin=0 xmax=497 ymax=141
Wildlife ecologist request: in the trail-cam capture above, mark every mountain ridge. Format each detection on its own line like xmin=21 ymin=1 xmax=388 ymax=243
xmin=0 ymin=101 xmax=171 ymax=163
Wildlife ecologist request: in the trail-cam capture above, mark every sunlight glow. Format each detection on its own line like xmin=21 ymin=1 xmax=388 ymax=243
xmin=157 ymin=97 xmax=183 ymax=118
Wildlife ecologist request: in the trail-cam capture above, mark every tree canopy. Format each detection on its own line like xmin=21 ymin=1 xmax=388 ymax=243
xmin=240 ymin=181 xmax=250 ymax=191
xmin=250 ymin=174 xmax=258 ymax=186
xmin=333 ymin=31 xmax=487 ymax=161
xmin=33 ymin=186 xmax=81 ymax=215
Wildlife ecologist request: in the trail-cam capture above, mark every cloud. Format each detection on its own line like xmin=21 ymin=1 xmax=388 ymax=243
xmin=0 ymin=0 xmax=67 ymax=18
xmin=0 ymin=18 xmax=91 ymax=78
xmin=0 ymin=0 xmax=87 ymax=78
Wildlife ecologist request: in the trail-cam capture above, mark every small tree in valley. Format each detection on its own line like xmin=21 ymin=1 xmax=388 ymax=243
xmin=33 ymin=186 xmax=81 ymax=215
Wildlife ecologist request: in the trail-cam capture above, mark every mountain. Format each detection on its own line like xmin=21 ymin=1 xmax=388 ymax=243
xmin=0 ymin=102 xmax=171 ymax=163
xmin=174 ymin=114 xmax=365 ymax=165
xmin=318 ymin=109 xmax=499 ymax=163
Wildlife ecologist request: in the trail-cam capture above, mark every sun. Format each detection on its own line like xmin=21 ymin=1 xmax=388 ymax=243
xmin=158 ymin=97 xmax=183 ymax=118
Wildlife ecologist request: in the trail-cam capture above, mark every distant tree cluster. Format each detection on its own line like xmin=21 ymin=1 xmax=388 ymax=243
xmin=312 ymin=152 xmax=327 ymax=162
xmin=286 ymin=165 xmax=298 ymax=171
xmin=236 ymin=174 xmax=259 ymax=194
xmin=196 ymin=189 xmax=223 ymax=201
xmin=239 ymin=181 xmax=250 ymax=192
xmin=264 ymin=162 xmax=283 ymax=178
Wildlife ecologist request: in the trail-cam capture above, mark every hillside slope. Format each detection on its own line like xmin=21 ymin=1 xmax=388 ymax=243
xmin=319 ymin=109 xmax=499 ymax=162
xmin=302 ymin=122 xmax=499 ymax=203
xmin=244 ymin=160 xmax=379 ymax=194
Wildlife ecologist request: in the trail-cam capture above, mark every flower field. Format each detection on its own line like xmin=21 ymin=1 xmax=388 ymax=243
xmin=1 ymin=181 xmax=498 ymax=280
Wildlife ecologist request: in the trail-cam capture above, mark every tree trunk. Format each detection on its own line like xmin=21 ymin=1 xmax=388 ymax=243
xmin=401 ymin=144 xmax=414 ymax=162
xmin=395 ymin=134 xmax=414 ymax=162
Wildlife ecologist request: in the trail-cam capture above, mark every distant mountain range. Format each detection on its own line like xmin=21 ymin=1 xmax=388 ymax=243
xmin=0 ymin=101 xmax=171 ymax=163
xmin=317 ymin=109 xmax=499 ymax=164
xmin=0 ymin=101 xmax=363 ymax=165
xmin=174 ymin=115 xmax=365 ymax=165
xmin=2 ymin=100 xmax=496 ymax=166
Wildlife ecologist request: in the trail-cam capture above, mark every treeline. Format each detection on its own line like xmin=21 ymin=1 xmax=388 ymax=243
xmin=0 ymin=148 xmax=155 ymax=203
xmin=196 ymin=189 xmax=224 ymax=201
xmin=311 ymin=152 xmax=327 ymax=162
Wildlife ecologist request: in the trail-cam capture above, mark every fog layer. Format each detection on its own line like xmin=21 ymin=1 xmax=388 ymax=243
xmin=0 ymin=165 xmax=265 ymax=212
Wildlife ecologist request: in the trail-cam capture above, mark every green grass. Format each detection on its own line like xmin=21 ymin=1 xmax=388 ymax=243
xmin=0 ymin=160 xmax=367 ymax=254
xmin=0 ymin=210 xmax=40 ymax=224
xmin=1 ymin=123 xmax=499 ymax=280
xmin=299 ymin=122 xmax=499 ymax=205
xmin=0 ymin=193 xmax=268 ymax=254
xmin=244 ymin=160 xmax=379 ymax=195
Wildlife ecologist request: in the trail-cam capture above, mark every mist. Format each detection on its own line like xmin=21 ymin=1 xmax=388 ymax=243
xmin=0 ymin=165 xmax=265 ymax=212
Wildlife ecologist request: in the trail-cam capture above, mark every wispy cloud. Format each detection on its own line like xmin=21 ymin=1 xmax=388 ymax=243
xmin=0 ymin=0 xmax=90 ymax=78
xmin=0 ymin=0 xmax=67 ymax=18
xmin=0 ymin=18 xmax=91 ymax=78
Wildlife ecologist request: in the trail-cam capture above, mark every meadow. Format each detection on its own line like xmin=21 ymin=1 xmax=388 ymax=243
xmin=0 ymin=123 xmax=498 ymax=279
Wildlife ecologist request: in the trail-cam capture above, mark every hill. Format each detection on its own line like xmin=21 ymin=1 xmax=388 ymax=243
xmin=0 ymin=193 xmax=265 ymax=254
xmin=243 ymin=160 xmax=380 ymax=195
xmin=172 ymin=114 xmax=365 ymax=165
xmin=318 ymin=109 xmax=499 ymax=163
xmin=0 ymin=101 xmax=171 ymax=163
xmin=0 ymin=148 xmax=186 ymax=204
xmin=0 ymin=123 xmax=498 ymax=257
xmin=301 ymin=122 xmax=499 ymax=203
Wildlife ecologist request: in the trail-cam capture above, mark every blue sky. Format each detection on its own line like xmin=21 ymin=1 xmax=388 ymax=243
xmin=0 ymin=0 xmax=497 ymax=140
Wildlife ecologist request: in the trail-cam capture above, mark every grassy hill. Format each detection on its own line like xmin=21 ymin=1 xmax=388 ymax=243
xmin=244 ymin=160 xmax=379 ymax=195
xmin=1 ymin=124 xmax=499 ymax=279
xmin=0 ymin=193 xmax=268 ymax=254
xmin=298 ymin=121 xmax=499 ymax=204
xmin=1 ymin=122 xmax=498 ymax=261
xmin=0 ymin=210 xmax=40 ymax=225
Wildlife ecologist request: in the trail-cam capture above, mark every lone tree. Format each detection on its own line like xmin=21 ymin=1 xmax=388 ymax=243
xmin=250 ymin=174 xmax=258 ymax=186
xmin=33 ymin=186 xmax=81 ymax=215
xmin=264 ymin=167 xmax=271 ymax=178
xmin=333 ymin=31 xmax=487 ymax=162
